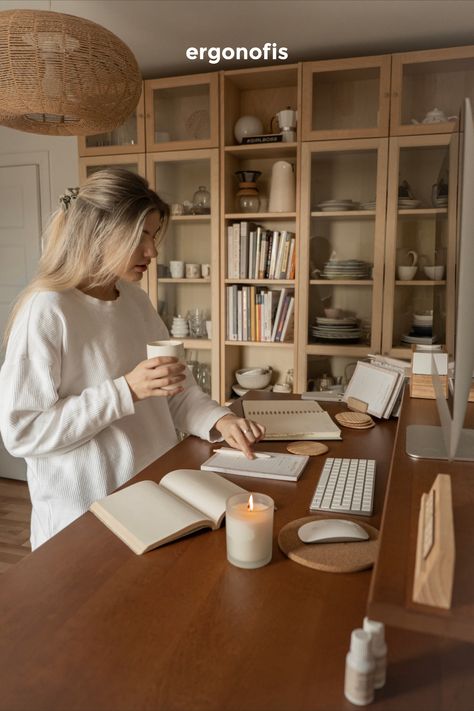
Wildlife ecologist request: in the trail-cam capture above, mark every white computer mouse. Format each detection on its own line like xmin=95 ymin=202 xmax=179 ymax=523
xmin=298 ymin=519 xmax=369 ymax=544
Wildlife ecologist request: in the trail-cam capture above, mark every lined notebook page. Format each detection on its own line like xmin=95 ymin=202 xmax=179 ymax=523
xmin=242 ymin=400 xmax=341 ymax=440
xmin=343 ymin=362 xmax=399 ymax=418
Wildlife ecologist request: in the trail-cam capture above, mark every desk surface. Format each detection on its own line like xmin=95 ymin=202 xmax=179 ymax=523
xmin=1 ymin=395 xmax=473 ymax=711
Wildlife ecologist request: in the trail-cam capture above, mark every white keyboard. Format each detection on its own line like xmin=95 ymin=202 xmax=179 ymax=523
xmin=310 ymin=457 xmax=376 ymax=517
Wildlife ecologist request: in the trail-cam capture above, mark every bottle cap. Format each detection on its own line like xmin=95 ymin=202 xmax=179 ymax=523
xmin=363 ymin=617 xmax=386 ymax=651
xmin=350 ymin=629 xmax=372 ymax=660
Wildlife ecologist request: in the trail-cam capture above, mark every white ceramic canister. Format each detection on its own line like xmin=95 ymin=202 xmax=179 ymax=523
xmin=268 ymin=161 xmax=296 ymax=212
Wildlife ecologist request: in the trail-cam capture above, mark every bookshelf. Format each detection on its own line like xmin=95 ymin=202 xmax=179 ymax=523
xmin=78 ymin=46 xmax=474 ymax=403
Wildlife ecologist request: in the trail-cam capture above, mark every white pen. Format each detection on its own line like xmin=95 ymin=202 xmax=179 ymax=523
xmin=212 ymin=447 xmax=272 ymax=459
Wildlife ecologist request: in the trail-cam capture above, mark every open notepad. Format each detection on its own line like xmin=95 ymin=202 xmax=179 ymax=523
xmin=201 ymin=449 xmax=309 ymax=482
xmin=89 ymin=470 xmax=246 ymax=555
xmin=242 ymin=400 xmax=341 ymax=440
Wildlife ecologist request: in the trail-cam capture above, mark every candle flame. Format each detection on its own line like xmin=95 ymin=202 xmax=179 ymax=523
xmin=248 ymin=494 xmax=254 ymax=511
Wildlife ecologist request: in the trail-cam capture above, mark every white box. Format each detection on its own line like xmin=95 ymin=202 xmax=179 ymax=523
xmin=412 ymin=351 xmax=448 ymax=375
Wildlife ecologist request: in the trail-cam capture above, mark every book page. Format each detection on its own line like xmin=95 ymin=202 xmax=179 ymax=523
xmin=160 ymin=469 xmax=246 ymax=527
xmin=90 ymin=480 xmax=209 ymax=555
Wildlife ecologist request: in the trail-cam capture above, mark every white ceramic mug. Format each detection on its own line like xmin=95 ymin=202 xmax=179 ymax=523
xmin=201 ymin=263 xmax=211 ymax=279
xmin=185 ymin=263 xmax=201 ymax=278
xmin=398 ymin=265 xmax=417 ymax=280
xmin=146 ymin=340 xmax=185 ymax=390
xmin=169 ymin=260 xmax=185 ymax=278
xmin=171 ymin=203 xmax=184 ymax=216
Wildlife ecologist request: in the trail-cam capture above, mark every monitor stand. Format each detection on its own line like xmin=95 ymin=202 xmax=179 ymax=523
xmin=406 ymin=424 xmax=474 ymax=461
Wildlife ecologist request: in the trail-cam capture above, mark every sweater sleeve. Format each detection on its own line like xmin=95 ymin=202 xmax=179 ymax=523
xmin=0 ymin=356 xmax=135 ymax=458
xmin=167 ymin=367 xmax=231 ymax=442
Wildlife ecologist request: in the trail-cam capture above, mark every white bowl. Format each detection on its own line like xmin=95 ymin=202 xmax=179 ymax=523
xmin=235 ymin=367 xmax=272 ymax=389
xmin=424 ymin=265 xmax=445 ymax=280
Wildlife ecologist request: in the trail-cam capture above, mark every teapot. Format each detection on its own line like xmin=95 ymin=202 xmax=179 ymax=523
xmin=411 ymin=108 xmax=457 ymax=125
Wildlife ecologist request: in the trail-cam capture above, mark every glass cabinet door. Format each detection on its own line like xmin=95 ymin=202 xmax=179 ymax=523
xmin=391 ymin=46 xmax=474 ymax=136
xmin=146 ymin=149 xmax=220 ymax=401
xmin=382 ymin=134 xmax=457 ymax=358
xmin=297 ymin=138 xmax=388 ymax=393
xmin=78 ymin=154 xmax=146 ymax=184
xmin=302 ymin=55 xmax=391 ymax=141
xmin=77 ymin=88 xmax=145 ymax=156
xmin=145 ymin=73 xmax=218 ymax=152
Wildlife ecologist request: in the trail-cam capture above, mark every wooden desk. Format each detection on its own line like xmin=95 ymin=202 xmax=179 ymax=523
xmin=369 ymin=391 xmax=474 ymax=642
xmin=0 ymin=395 xmax=473 ymax=711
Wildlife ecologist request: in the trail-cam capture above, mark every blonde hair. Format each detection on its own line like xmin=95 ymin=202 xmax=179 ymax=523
xmin=3 ymin=168 xmax=169 ymax=345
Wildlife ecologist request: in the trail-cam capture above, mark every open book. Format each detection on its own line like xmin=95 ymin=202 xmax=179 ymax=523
xmin=89 ymin=470 xmax=246 ymax=555
xmin=201 ymin=448 xmax=309 ymax=481
xmin=242 ymin=400 xmax=341 ymax=440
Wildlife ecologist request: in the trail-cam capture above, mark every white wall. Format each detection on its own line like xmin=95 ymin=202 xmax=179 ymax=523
xmin=0 ymin=125 xmax=79 ymax=217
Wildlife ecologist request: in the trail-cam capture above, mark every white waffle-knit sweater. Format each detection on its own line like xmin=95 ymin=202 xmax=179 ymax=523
xmin=0 ymin=281 xmax=230 ymax=549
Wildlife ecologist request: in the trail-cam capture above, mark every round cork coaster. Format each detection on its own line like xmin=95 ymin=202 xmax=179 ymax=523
xmin=286 ymin=441 xmax=329 ymax=456
xmin=278 ymin=515 xmax=379 ymax=573
xmin=335 ymin=411 xmax=375 ymax=429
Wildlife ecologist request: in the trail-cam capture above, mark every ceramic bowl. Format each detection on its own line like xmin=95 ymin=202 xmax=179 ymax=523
xmin=235 ymin=367 xmax=272 ymax=390
xmin=324 ymin=308 xmax=342 ymax=318
xmin=424 ymin=265 xmax=445 ymax=280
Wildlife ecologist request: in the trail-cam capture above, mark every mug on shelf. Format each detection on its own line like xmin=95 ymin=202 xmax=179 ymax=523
xmin=201 ymin=263 xmax=211 ymax=279
xmin=398 ymin=265 xmax=417 ymax=280
xmin=169 ymin=260 xmax=185 ymax=278
xmin=185 ymin=263 xmax=201 ymax=279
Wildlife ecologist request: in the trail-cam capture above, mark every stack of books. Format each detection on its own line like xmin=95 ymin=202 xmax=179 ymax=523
xmin=226 ymin=285 xmax=294 ymax=342
xmin=227 ymin=222 xmax=296 ymax=280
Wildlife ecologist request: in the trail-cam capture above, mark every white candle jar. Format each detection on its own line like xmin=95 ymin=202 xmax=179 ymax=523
xmin=226 ymin=493 xmax=274 ymax=569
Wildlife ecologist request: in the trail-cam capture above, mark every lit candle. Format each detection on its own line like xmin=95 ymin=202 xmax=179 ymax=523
xmin=225 ymin=492 xmax=274 ymax=569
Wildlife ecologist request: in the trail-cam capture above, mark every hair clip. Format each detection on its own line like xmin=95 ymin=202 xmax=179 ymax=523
xmin=59 ymin=187 xmax=79 ymax=211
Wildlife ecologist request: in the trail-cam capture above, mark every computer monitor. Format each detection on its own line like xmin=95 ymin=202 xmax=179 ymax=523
xmin=406 ymin=98 xmax=474 ymax=461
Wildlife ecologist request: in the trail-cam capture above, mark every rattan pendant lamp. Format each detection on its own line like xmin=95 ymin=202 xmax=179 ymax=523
xmin=0 ymin=8 xmax=142 ymax=136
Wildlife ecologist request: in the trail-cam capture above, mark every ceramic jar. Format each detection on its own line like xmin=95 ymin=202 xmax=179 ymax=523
xmin=268 ymin=161 xmax=295 ymax=212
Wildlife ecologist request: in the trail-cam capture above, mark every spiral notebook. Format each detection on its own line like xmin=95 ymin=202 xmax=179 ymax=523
xmin=242 ymin=400 xmax=341 ymax=440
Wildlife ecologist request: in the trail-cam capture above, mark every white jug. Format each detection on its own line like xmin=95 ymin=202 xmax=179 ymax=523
xmin=268 ymin=161 xmax=295 ymax=213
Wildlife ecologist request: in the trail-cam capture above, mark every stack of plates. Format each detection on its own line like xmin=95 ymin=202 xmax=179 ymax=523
xmin=316 ymin=199 xmax=359 ymax=211
xmin=320 ymin=259 xmax=372 ymax=279
xmin=311 ymin=316 xmax=362 ymax=343
xmin=401 ymin=310 xmax=436 ymax=345
xmin=433 ymin=196 xmax=448 ymax=207
xmin=360 ymin=200 xmax=376 ymax=210
xmin=398 ymin=198 xmax=421 ymax=209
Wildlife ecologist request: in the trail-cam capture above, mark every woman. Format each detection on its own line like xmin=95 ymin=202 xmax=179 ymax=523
xmin=0 ymin=168 xmax=264 ymax=549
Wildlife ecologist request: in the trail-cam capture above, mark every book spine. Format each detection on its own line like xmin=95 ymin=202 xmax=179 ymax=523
xmin=250 ymin=285 xmax=256 ymax=341
xmin=288 ymin=237 xmax=296 ymax=280
xmin=280 ymin=295 xmax=295 ymax=342
xmin=275 ymin=294 xmax=291 ymax=342
xmin=285 ymin=237 xmax=295 ymax=279
xmin=254 ymin=226 xmax=262 ymax=279
xmin=274 ymin=230 xmax=287 ymax=279
xmin=268 ymin=231 xmax=280 ymax=279
xmin=231 ymin=223 xmax=240 ymax=279
xmin=258 ymin=231 xmax=269 ymax=279
xmin=271 ymin=288 xmax=287 ymax=341
xmin=279 ymin=232 xmax=292 ymax=279
xmin=240 ymin=221 xmax=248 ymax=279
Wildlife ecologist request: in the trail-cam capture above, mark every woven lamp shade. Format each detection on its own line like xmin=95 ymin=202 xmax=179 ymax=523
xmin=0 ymin=9 xmax=142 ymax=136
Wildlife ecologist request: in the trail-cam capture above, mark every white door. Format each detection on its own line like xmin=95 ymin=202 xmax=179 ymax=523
xmin=0 ymin=164 xmax=42 ymax=480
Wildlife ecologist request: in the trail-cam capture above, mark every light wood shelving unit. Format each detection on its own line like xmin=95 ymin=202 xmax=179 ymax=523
xmin=78 ymin=46 xmax=474 ymax=404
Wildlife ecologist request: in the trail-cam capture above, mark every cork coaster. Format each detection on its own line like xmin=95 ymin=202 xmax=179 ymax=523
xmin=286 ymin=441 xmax=329 ymax=456
xmin=335 ymin=411 xmax=375 ymax=430
xmin=278 ymin=515 xmax=379 ymax=573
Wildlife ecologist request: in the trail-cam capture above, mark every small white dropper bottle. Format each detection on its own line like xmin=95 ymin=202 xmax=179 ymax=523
xmin=344 ymin=628 xmax=375 ymax=706
xmin=363 ymin=617 xmax=387 ymax=689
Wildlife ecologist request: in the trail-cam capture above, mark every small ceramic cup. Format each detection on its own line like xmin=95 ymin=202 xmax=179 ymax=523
xmin=398 ymin=265 xmax=418 ymax=280
xmin=185 ymin=263 xmax=201 ymax=279
xmin=146 ymin=340 xmax=186 ymax=391
xmin=424 ymin=265 xmax=445 ymax=280
xmin=171 ymin=203 xmax=184 ymax=216
xmin=201 ymin=263 xmax=211 ymax=279
xmin=205 ymin=320 xmax=212 ymax=339
xmin=169 ymin=260 xmax=185 ymax=278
